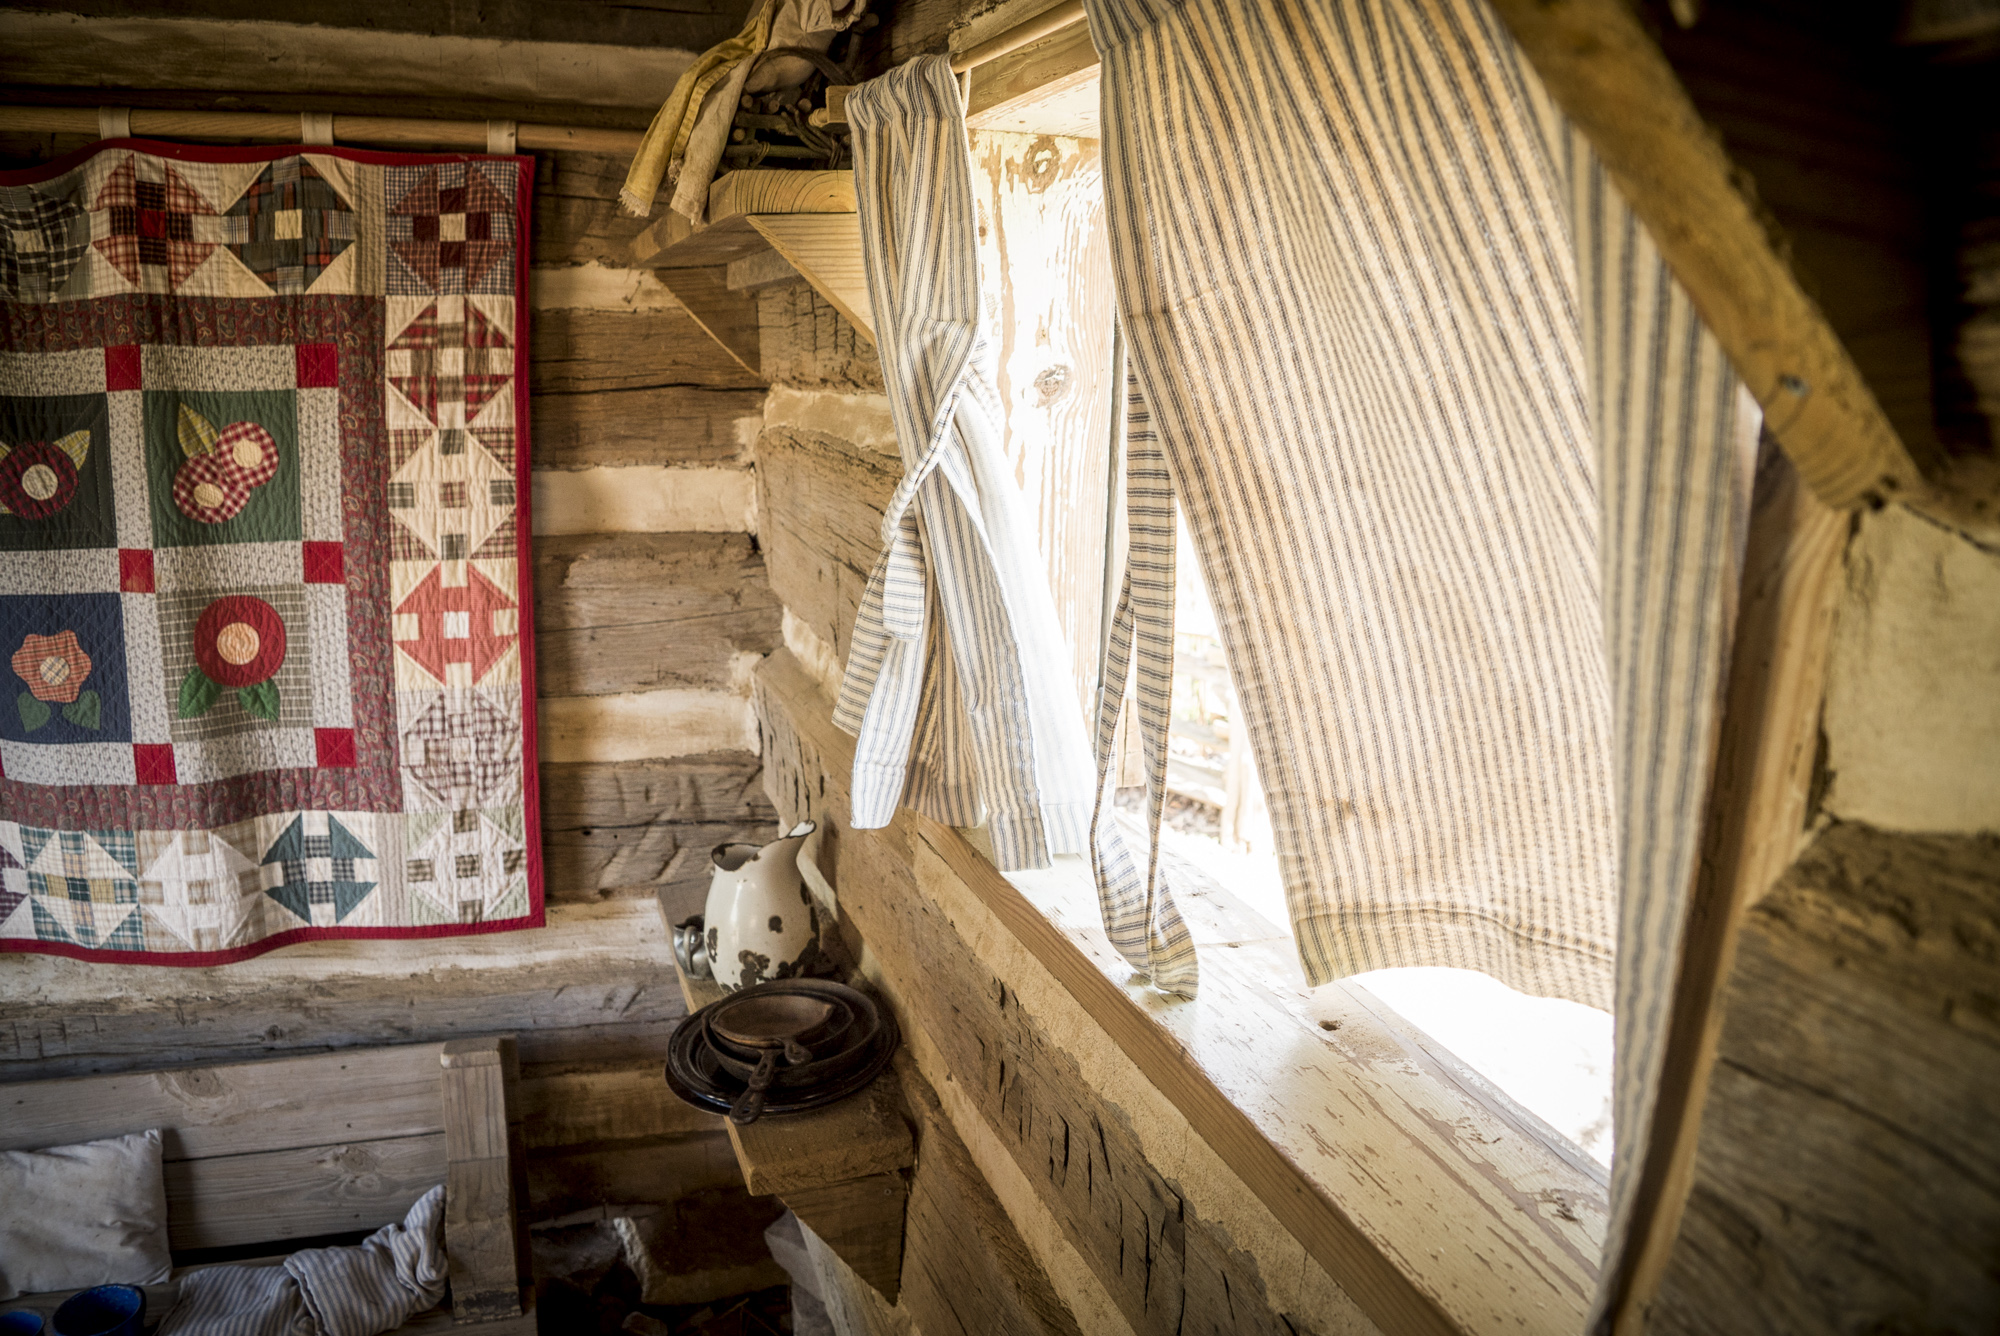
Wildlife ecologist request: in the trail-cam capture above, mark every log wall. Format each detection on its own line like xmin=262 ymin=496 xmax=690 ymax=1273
xmin=1648 ymin=500 xmax=2000 ymax=1331
xmin=0 ymin=8 xmax=782 ymax=1242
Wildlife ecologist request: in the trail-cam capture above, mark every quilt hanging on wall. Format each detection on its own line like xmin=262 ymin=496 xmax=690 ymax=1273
xmin=0 ymin=139 xmax=544 ymax=963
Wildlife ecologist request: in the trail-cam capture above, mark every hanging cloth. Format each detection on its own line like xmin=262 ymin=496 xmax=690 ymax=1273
xmin=619 ymin=0 xmax=774 ymax=220
xmin=1081 ymin=0 xmax=1756 ymax=1314
xmin=834 ymin=59 xmax=1105 ymax=877
xmin=619 ymin=0 xmax=868 ymax=224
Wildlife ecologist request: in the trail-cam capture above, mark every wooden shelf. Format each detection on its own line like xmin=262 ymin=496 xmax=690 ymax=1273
xmin=631 ymin=170 xmax=874 ymax=369
xmin=658 ymin=913 xmax=913 ymax=1300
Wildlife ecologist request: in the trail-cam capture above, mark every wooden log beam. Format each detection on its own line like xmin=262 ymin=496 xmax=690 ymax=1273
xmin=532 ymin=533 xmax=781 ymax=699
xmin=1488 ymin=0 xmax=1926 ymax=513
xmin=0 ymin=904 xmax=689 ymax=1081
xmin=1649 ymin=824 xmax=2000 ymax=1334
xmin=654 ymin=267 xmax=763 ymax=378
xmin=538 ymin=754 xmax=776 ymax=908
xmin=1603 ymin=448 xmax=1847 ymax=1330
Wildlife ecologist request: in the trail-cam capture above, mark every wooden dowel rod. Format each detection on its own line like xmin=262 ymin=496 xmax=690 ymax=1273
xmin=949 ymin=0 xmax=1088 ymax=73
xmin=0 ymin=106 xmax=641 ymax=155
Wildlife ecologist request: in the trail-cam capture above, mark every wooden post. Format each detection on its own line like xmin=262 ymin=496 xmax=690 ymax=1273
xmin=1486 ymin=0 xmax=1929 ymax=513
xmin=441 ymin=1036 xmax=530 ymax=1324
xmin=1606 ymin=448 xmax=1849 ymax=1331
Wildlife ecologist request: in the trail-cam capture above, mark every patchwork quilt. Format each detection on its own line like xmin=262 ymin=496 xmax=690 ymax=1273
xmin=0 ymin=140 xmax=544 ymax=962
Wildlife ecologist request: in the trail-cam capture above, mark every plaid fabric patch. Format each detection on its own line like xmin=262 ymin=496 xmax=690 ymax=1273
xmin=91 ymin=160 xmax=217 ymax=290
xmin=169 ymin=417 xmax=281 ymax=523
xmin=387 ymin=164 xmax=516 ymax=294
xmin=260 ymin=813 xmax=377 ymax=923
xmin=402 ymin=691 xmax=519 ymax=807
xmin=0 ymin=186 xmax=89 ymax=302
xmin=385 ymin=302 xmax=513 ymax=427
xmin=222 ymin=157 xmax=356 ymax=294
xmin=21 ymin=827 xmax=141 ymax=949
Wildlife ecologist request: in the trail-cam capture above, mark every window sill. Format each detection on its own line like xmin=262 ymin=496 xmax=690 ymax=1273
xmin=759 ymin=650 xmax=1606 ymax=1336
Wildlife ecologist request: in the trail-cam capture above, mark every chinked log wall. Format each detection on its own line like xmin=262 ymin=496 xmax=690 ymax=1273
xmin=0 ymin=136 xmax=778 ymax=1217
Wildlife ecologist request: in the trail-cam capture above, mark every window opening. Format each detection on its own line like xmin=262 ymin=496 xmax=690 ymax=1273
xmin=967 ymin=122 xmax=1614 ymax=1170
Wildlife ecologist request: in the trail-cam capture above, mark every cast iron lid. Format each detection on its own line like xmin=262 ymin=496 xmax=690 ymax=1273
xmin=664 ymin=978 xmax=899 ymax=1125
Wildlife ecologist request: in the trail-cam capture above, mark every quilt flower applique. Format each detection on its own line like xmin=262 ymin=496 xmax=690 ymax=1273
xmin=0 ymin=430 xmax=91 ymax=519
xmin=179 ymin=594 xmax=287 ymax=721
xmin=172 ymin=404 xmax=279 ymax=524
xmin=11 ymin=629 xmax=101 ymax=731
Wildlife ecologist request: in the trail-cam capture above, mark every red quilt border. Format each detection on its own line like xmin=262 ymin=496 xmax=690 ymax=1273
xmin=0 ymin=139 xmax=548 ymax=960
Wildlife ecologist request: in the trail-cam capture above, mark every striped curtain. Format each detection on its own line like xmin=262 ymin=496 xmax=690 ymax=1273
xmin=838 ymin=56 xmax=1199 ymax=993
xmin=835 ymin=59 xmax=1098 ymax=869
xmin=1082 ymin=0 xmax=1756 ymax=1318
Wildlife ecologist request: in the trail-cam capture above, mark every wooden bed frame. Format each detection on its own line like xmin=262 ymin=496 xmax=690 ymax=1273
xmin=0 ymin=1037 xmax=535 ymax=1333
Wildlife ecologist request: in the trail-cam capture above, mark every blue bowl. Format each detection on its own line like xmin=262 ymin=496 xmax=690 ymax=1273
xmin=51 ymin=1287 xmax=142 ymax=1336
xmin=0 ymin=1310 xmax=47 ymax=1334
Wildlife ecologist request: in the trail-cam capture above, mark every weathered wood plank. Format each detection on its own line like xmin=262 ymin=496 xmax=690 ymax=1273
xmin=0 ymin=961 xmax=686 ymax=1082
xmin=532 ymin=532 xmax=781 ymax=698
xmin=756 ymin=426 xmax=901 ymax=664
xmin=656 ymin=266 xmax=763 ymax=377
xmin=1650 ymin=823 xmax=2000 ymax=1335
xmin=538 ymin=753 xmax=776 ymax=910
xmin=166 ymin=1133 xmax=447 ymax=1251
xmin=969 ymin=130 xmax=1115 ymax=719
xmin=530 ymin=465 xmax=757 ymax=533
xmin=526 ymin=1133 xmax=744 ymax=1221
xmin=897 ymin=1061 xmax=1087 ymax=1336
xmin=12 ymin=0 xmax=746 ymax=52
xmin=1604 ymin=448 xmax=1847 ymax=1327
xmin=0 ymin=1043 xmax=445 ymax=1157
xmin=530 ymin=306 xmax=762 ymax=395
xmin=758 ymin=279 xmax=884 ymax=390
xmin=535 ymin=689 xmax=755 ymax=766
xmin=786 ymin=1173 xmax=909 ymax=1305
xmin=0 ymin=10 xmax=706 ymax=109
xmin=533 ymin=151 xmax=657 ymax=270
xmin=442 ymin=1037 xmax=529 ymax=1320
xmin=630 ymin=169 xmax=858 ymax=266
xmin=517 ymin=1062 xmax=723 ymax=1150
xmin=531 ymin=385 xmax=765 ymax=471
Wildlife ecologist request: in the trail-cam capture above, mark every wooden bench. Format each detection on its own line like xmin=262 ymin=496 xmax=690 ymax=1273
xmin=0 ymin=1037 xmax=534 ymax=1333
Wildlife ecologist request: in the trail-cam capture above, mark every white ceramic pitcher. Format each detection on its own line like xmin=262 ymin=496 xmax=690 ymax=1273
xmin=704 ymin=820 xmax=821 ymax=990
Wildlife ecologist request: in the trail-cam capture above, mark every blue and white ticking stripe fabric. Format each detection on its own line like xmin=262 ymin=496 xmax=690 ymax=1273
xmin=835 ymin=59 xmax=1101 ymax=871
xmin=159 ymin=1185 xmax=449 ymax=1336
xmin=1085 ymin=368 xmax=1200 ymax=995
xmin=837 ymin=54 xmax=1197 ymax=992
xmin=1082 ymin=0 xmax=1756 ymax=1314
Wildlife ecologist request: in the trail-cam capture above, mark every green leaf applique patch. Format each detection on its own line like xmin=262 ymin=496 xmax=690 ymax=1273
xmin=178 ymin=667 xmax=221 ymax=718
xmin=17 ymin=690 xmax=50 ymax=732
xmin=60 ymin=689 xmax=100 ymax=730
xmin=238 ymin=679 xmax=280 ymax=721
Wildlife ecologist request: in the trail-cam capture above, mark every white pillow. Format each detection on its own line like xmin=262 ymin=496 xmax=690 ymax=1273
xmin=0 ymin=1129 xmax=172 ymax=1300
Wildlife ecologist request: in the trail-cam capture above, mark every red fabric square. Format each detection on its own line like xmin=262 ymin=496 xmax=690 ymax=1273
xmin=315 ymin=728 xmax=357 ymax=769
xmin=303 ymin=541 xmax=345 ymax=584
xmin=134 ymin=744 xmax=177 ymax=785
xmin=104 ymin=345 xmax=142 ymax=391
xmin=296 ymin=343 xmax=338 ymax=389
xmin=119 ymin=548 xmax=154 ymax=594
